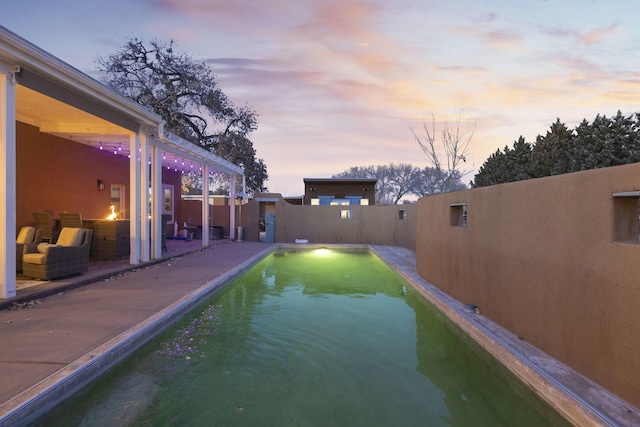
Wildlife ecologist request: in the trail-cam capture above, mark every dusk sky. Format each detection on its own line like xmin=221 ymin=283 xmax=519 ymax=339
xmin=3 ymin=0 xmax=639 ymax=196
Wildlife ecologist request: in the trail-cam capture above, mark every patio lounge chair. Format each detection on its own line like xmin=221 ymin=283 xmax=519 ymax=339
xmin=33 ymin=212 xmax=59 ymax=243
xmin=59 ymin=212 xmax=83 ymax=228
xmin=16 ymin=226 xmax=42 ymax=273
xmin=22 ymin=227 xmax=93 ymax=280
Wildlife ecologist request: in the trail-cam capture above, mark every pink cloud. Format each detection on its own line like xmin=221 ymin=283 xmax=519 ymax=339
xmin=580 ymin=24 xmax=618 ymax=44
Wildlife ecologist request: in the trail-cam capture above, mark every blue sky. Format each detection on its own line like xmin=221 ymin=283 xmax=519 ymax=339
xmin=3 ymin=0 xmax=639 ymax=196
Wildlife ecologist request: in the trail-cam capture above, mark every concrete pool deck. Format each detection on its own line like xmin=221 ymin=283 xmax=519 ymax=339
xmin=0 ymin=242 xmax=638 ymax=426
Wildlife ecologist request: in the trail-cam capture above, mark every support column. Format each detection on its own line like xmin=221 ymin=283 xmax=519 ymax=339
xmin=150 ymin=144 xmax=162 ymax=259
xmin=0 ymin=65 xmax=16 ymax=298
xmin=129 ymin=132 xmax=141 ymax=264
xmin=229 ymin=173 xmax=236 ymax=240
xmin=139 ymin=133 xmax=150 ymax=262
xmin=201 ymin=164 xmax=210 ymax=247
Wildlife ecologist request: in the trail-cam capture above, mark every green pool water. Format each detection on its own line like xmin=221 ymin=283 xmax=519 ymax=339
xmin=37 ymin=248 xmax=570 ymax=426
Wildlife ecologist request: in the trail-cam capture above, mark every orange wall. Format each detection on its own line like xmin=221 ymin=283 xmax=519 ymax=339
xmin=17 ymin=122 xmax=129 ymax=227
xmin=17 ymin=122 xmax=183 ymax=231
xmin=415 ymin=163 xmax=640 ymax=407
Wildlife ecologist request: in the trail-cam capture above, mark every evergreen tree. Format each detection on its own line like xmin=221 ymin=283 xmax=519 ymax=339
xmin=473 ymin=111 xmax=640 ymax=187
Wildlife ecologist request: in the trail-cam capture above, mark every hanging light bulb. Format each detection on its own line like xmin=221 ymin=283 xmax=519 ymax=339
xmin=99 ymin=143 xmax=103 ymax=150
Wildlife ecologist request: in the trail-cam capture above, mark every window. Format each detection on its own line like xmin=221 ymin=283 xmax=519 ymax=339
xmin=163 ymin=184 xmax=174 ymax=223
xmin=311 ymin=198 xmax=320 ymax=205
xmin=450 ymin=203 xmax=467 ymax=228
xmin=360 ymin=199 xmax=369 ymax=206
xmin=330 ymin=199 xmax=350 ymax=206
xmin=341 ymin=209 xmax=352 ymax=219
xmin=398 ymin=209 xmax=407 ymax=220
xmin=612 ymin=191 xmax=640 ymax=243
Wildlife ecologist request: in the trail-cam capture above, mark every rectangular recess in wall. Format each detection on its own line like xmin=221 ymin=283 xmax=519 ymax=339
xmin=398 ymin=209 xmax=407 ymax=220
xmin=340 ymin=209 xmax=352 ymax=219
xmin=612 ymin=191 xmax=640 ymax=243
xmin=449 ymin=203 xmax=467 ymax=228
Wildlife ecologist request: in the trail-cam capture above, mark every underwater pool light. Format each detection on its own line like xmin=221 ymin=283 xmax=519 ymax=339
xmin=314 ymin=247 xmax=331 ymax=256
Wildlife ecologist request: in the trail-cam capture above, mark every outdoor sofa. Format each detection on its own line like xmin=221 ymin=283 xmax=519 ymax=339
xmin=22 ymin=227 xmax=93 ymax=280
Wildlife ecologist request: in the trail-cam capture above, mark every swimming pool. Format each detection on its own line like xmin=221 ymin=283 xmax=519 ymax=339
xmin=37 ymin=247 xmax=570 ymax=426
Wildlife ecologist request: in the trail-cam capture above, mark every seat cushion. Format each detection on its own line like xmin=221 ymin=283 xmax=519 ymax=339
xmin=23 ymin=253 xmax=46 ymax=265
xmin=56 ymin=228 xmax=84 ymax=247
xmin=16 ymin=227 xmax=35 ymax=244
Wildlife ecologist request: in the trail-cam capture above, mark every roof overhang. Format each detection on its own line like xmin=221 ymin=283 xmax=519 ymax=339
xmin=1 ymin=25 xmax=243 ymax=177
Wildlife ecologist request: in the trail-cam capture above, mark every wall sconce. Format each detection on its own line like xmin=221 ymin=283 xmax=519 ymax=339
xmin=97 ymin=179 xmax=105 ymax=191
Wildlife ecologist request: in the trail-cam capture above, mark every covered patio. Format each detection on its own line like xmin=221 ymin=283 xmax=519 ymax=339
xmin=0 ymin=26 xmax=245 ymax=299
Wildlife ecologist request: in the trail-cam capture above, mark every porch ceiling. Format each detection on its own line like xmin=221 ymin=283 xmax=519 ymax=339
xmin=15 ymin=85 xmax=235 ymax=175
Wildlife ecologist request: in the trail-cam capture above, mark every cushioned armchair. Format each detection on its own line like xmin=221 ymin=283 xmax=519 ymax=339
xmin=16 ymin=226 xmax=42 ymax=273
xmin=22 ymin=227 xmax=93 ymax=280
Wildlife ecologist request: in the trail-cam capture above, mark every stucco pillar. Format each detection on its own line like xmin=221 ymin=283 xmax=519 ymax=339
xmin=139 ymin=133 xmax=150 ymax=262
xmin=150 ymin=143 xmax=162 ymax=259
xmin=129 ymin=132 xmax=141 ymax=264
xmin=0 ymin=64 xmax=17 ymax=298
xmin=229 ymin=174 xmax=236 ymax=240
xmin=201 ymin=164 xmax=210 ymax=247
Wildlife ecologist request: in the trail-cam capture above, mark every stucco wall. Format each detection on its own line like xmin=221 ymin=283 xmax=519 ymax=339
xmin=241 ymin=196 xmax=417 ymax=250
xmin=415 ymin=163 xmax=640 ymax=407
xmin=17 ymin=122 xmax=184 ymax=231
xmin=17 ymin=122 xmax=129 ymax=227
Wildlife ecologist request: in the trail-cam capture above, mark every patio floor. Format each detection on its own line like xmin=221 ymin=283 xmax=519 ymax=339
xmin=5 ymin=238 xmax=218 ymax=311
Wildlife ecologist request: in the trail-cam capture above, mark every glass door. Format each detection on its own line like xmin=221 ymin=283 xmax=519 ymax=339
xmin=110 ymin=184 xmax=126 ymax=219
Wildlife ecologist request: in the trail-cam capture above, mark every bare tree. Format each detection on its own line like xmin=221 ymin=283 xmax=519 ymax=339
xmin=97 ymin=38 xmax=267 ymax=193
xmin=332 ymin=163 xmax=464 ymax=204
xmin=412 ymin=113 xmax=474 ymax=192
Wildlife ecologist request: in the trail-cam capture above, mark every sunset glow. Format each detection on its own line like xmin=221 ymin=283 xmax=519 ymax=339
xmin=3 ymin=0 xmax=639 ymax=195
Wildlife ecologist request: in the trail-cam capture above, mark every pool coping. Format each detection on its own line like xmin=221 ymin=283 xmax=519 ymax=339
xmin=1 ymin=243 xmax=638 ymax=426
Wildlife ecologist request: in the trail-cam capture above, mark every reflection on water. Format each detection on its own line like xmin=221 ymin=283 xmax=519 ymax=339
xmin=38 ymin=249 xmax=569 ymax=427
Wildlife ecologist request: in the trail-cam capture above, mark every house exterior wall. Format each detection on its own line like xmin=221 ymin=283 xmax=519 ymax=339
xmin=303 ymin=179 xmax=376 ymax=205
xmin=17 ymin=122 xmax=186 ymax=232
xmin=17 ymin=122 xmax=129 ymax=227
xmin=241 ymin=195 xmax=417 ymax=249
xmin=415 ymin=162 xmax=640 ymax=408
